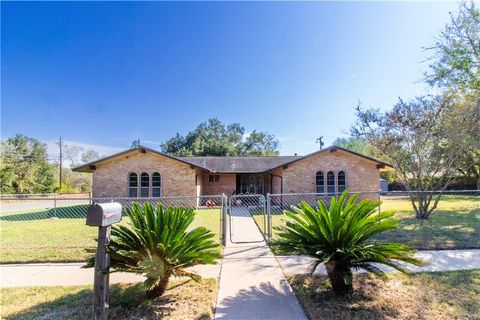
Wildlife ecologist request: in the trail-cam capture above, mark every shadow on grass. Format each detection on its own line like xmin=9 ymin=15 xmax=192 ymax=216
xmin=290 ymin=270 xmax=480 ymax=320
xmin=0 ymin=205 xmax=90 ymax=221
xmin=5 ymin=284 xmax=166 ymax=320
xmin=0 ymin=206 xmax=136 ymax=221
xmin=375 ymin=208 xmax=480 ymax=250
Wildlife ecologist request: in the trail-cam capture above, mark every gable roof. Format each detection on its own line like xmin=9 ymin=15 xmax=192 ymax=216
xmin=72 ymin=146 xmax=204 ymax=173
xmin=269 ymin=146 xmax=392 ymax=170
xmin=73 ymin=145 xmax=392 ymax=173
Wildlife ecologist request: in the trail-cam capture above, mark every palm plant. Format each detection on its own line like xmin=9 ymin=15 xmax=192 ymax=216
xmin=87 ymin=203 xmax=221 ymax=298
xmin=271 ymin=190 xmax=426 ymax=296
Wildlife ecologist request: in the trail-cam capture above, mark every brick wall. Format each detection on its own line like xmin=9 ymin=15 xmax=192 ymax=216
xmin=282 ymin=149 xmax=380 ymax=195
xmin=200 ymin=173 xmax=236 ymax=196
xmin=92 ymin=150 xmax=197 ymax=198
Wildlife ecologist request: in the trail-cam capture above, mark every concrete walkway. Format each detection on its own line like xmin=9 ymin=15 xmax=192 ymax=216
xmin=0 ymin=262 xmax=221 ymax=288
xmin=215 ymin=207 xmax=307 ymax=320
xmin=277 ymin=249 xmax=480 ymax=275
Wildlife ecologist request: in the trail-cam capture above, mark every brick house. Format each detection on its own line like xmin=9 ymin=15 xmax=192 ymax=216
xmin=73 ymin=145 xmax=390 ymax=198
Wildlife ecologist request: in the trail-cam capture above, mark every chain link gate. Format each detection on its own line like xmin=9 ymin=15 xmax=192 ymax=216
xmin=228 ymin=194 xmax=267 ymax=243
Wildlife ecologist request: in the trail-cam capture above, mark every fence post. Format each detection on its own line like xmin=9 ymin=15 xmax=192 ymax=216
xmin=378 ymin=190 xmax=381 ymax=216
xmin=267 ymin=193 xmax=271 ymax=240
xmin=53 ymin=193 xmax=58 ymax=218
xmin=221 ymin=194 xmax=228 ymax=246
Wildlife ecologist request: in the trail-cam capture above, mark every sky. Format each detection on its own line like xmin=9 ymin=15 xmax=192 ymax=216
xmin=1 ymin=1 xmax=459 ymax=159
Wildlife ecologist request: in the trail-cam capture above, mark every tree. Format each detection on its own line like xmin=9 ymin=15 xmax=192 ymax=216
xmin=81 ymin=149 xmax=100 ymax=164
xmin=160 ymin=118 xmax=280 ymax=156
xmin=351 ymin=96 xmax=480 ymax=219
xmin=271 ymin=191 xmax=424 ymax=296
xmin=425 ymin=1 xmax=480 ymax=97
xmin=87 ymin=203 xmax=221 ymax=298
xmin=63 ymin=145 xmax=84 ymax=167
xmin=332 ymin=137 xmax=370 ymax=155
xmin=0 ymin=134 xmax=55 ymax=194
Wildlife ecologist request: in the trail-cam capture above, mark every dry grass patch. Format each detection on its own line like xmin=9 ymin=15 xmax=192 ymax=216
xmin=289 ymin=269 xmax=480 ymax=320
xmin=1 ymin=278 xmax=217 ymax=320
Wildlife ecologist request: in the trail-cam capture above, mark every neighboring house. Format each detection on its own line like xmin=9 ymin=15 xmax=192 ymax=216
xmin=73 ymin=145 xmax=391 ymax=198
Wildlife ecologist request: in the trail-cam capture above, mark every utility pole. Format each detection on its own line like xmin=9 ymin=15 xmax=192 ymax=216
xmin=316 ymin=136 xmax=324 ymax=150
xmin=56 ymin=137 xmax=65 ymax=189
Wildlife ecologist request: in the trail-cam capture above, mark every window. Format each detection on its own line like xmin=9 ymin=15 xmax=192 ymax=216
xmin=128 ymin=173 xmax=138 ymax=198
xmin=315 ymin=171 xmax=325 ymax=193
xmin=209 ymin=174 xmax=220 ymax=183
xmin=337 ymin=171 xmax=346 ymax=193
xmin=327 ymin=171 xmax=335 ymax=194
xmin=140 ymin=172 xmax=150 ymax=197
xmin=152 ymin=172 xmax=161 ymax=197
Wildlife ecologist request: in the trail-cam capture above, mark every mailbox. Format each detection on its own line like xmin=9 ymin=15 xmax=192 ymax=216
xmin=86 ymin=203 xmax=122 ymax=227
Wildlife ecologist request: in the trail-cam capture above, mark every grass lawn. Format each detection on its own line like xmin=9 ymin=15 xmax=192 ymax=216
xmin=1 ymin=278 xmax=217 ymax=320
xmin=260 ymin=195 xmax=479 ymax=250
xmin=290 ymin=269 xmax=480 ymax=320
xmin=0 ymin=205 xmax=221 ymax=264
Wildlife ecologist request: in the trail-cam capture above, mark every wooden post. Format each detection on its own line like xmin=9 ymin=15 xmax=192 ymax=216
xmin=93 ymin=225 xmax=111 ymax=320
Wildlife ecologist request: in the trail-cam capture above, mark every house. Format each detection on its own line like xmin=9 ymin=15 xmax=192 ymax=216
xmin=73 ymin=145 xmax=390 ymax=199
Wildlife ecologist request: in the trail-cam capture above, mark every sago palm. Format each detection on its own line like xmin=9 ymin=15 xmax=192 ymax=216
xmin=271 ymin=190 xmax=425 ymax=296
xmin=87 ymin=203 xmax=221 ymax=298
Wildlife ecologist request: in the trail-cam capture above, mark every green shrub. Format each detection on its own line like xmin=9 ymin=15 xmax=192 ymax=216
xmin=271 ymin=190 xmax=425 ymax=295
xmin=87 ymin=203 xmax=221 ymax=298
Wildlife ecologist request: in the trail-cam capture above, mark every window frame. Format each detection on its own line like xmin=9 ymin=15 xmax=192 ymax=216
xmin=315 ymin=171 xmax=325 ymax=194
xmin=337 ymin=170 xmax=347 ymax=193
xmin=208 ymin=174 xmax=220 ymax=183
xmin=327 ymin=171 xmax=336 ymax=194
xmin=140 ymin=172 xmax=150 ymax=198
xmin=128 ymin=172 xmax=139 ymax=198
xmin=152 ymin=172 xmax=161 ymax=197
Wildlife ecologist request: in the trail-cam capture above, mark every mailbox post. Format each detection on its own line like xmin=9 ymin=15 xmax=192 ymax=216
xmin=86 ymin=202 xmax=122 ymax=320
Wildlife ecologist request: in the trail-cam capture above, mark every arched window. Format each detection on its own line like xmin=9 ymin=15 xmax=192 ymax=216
xmin=315 ymin=171 xmax=325 ymax=193
xmin=128 ymin=173 xmax=138 ymax=198
xmin=152 ymin=172 xmax=161 ymax=197
xmin=140 ymin=173 xmax=150 ymax=197
xmin=337 ymin=171 xmax=346 ymax=193
xmin=327 ymin=171 xmax=335 ymax=194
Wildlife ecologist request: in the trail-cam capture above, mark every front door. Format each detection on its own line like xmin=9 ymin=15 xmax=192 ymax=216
xmin=237 ymin=174 xmax=264 ymax=194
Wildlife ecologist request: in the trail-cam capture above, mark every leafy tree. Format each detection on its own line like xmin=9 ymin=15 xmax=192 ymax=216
xmin=425 ymin=1 xmax=480 ymax=97
xmin=86 ymin=203 xmax=221 ymax=298
xmin=271 ymin=191 xmax=425 ymax=296
xmin=332 ymin=137 xmax=370 ymax=155
xmin=0 ymin=134 xmax=55 ymax=194
xmin=351 ymin=96 xmax=480 ymax=219
xmin=160 ymin=118 xmax=279 ymax=156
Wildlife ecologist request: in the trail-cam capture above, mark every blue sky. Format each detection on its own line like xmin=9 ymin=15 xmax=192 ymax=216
xmin=1 ymin=1 xmax=457 ymax=158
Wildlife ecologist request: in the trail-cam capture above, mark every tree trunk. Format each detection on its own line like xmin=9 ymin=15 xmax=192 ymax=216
xmin=410 ymin=193 xmax=431 ymax=219
xmin=325 ymin=262 xmax=353 ymax=296
xmin=145 ymin=276 xmax=170 ymax=299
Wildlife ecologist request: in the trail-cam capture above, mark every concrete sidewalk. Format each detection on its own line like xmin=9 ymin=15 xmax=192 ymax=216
xmin=215 ymin=209 xmax=307 ymax=320
xmin=0 ymin=262 xmax=221 ymax=288
xmin=277 ymin=249 xmax=480 ymax=275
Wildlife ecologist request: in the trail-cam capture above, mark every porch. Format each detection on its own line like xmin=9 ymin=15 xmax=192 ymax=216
xmin=196 ymin=172 xmax=282 ymax=197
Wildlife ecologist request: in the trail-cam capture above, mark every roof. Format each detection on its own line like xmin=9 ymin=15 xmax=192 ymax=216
xmin=73 ymin=145 xmax=392 ymax=173
xmin=177 ymin=156 xmax=299 ymax=173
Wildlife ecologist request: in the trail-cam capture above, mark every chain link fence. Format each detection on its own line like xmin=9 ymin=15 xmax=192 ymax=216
xmin=1 ymin=190 xmax=479 ymax=263
xmin=0 ymin=194 xmax=226 ymax=264
xmin=266 ymin=190 xmax=480 ymax=251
